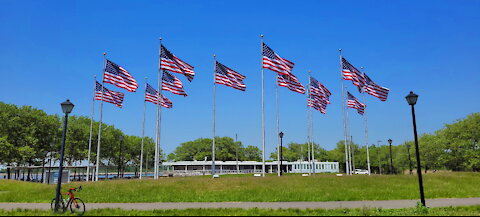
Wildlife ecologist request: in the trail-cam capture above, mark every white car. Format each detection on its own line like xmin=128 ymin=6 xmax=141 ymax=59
xmin=354 ymin=169 xmax=369 ymax=175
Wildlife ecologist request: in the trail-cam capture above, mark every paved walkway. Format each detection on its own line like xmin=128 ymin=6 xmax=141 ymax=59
xmin=1 ymin=198 xmax=479 ymax=210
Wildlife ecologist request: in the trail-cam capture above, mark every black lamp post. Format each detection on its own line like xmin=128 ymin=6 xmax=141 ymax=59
xmin=54 ymin=99 xmax=74 ymax=212
xmin=406 ymin=91 xmax=426 ymax=207
xmin=279 ymin=131 xmax=284 ymax=175
xmin=406 ymin=144 xmax=413 ymax=175
xmin=388 ymin=139 xmax=394 ymax=174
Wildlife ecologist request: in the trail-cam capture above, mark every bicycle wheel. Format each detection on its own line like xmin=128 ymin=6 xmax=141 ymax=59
xmin=50 ymin=198 xmax=65 ymax=212
xmin=69 ymin=198 xmax=86 ymax=215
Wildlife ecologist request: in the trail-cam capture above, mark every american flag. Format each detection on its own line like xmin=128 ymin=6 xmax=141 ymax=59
xmin=307 ymin=94 xmax=328 ymax=114
xmin=160 ymin=45 xmax=195 ymax=82
xmin=94 ymin=81 xmax=125 ymax=108
xmin=364 ymin=73 xmax=390 ymax=102
xmin=103 ymin=59 xmax=138 ymax=92
xmin=162 ymin=71 xmax=188 ymax=96
xmin=262 ymin=43 xmax=294 ymax=75
xmin=277 ymin=73 xmax=305 ymax=94
xmin=215 ymin=61 xmax=246 ymax=91
xmin=347 ymin=92 xmax=366 ymax=115
xmin=341 ymin=57 xmax=366 ymax=89
xmin=309 ymin=76 xmax=332 ymax=103
xmin=145 ymin=83 xmax=173 ymax=108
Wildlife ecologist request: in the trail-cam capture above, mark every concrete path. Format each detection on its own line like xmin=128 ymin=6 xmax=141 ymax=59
xmin=1 ymin=198 xmax=479 ymax=211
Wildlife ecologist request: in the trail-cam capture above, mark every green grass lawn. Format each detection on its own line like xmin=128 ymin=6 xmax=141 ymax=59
xmin=1 ymin=206 xmax=480 ymax=216
xmin=0 ymin=172 xmax=478 ymax=203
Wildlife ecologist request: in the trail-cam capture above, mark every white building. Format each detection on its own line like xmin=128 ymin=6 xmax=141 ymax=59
xmin=162 ymin=160 xmax=339 ymax=175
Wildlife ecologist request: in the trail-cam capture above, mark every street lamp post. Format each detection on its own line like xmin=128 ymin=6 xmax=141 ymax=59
xmin=406 ymin=91 xmax=426 ymax=207
xmin=388 ymin=139 xmax=394 ymax=174
xmin=54 ymin=100 xmax=74 ymax=212
xmin=406 ymin=144 xmax=413 ymax=175
xmin=279 ymin=132 xmax=284 ymax=176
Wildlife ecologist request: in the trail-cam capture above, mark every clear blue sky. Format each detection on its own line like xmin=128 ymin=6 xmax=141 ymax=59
xmin=1 ymin=0 xmax=479 ymax=157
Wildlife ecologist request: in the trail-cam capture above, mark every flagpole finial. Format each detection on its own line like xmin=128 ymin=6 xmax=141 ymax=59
xmin=159 ymin=37 xmax=162 ymax=41
xmin=213 ymin=54 xmax=216 ymax=58
xmin=103 ymin=52 xmax=106 ymax=56
xmin=261 ymin=34 xmax=264 ymax=38
xmin=339 ymin=48 xmax=342 ymax=52
xmin=145 ymin=77 xmax=148 ymax=80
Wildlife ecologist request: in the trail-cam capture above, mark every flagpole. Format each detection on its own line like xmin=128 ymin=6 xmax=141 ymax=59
xmin=347 ymin=107 xmax=353 ymax=174
xmin=306 ymin=70 xmax=311 ymax=175
xmin=311 ymin=107 xmax=315 ymax=174
xmin=261 ymin=34 xmax=266 ymax=177
xmin=310 ymin=74 xmax=315 ymax=175
xmin=212 ymin=54 xmax=217 ymax=177
xmin=339 ymin=49 xmax=350 ymax=175
xmin=95 ymin=53 xmax=107 ymax=181
xmin=155 ymin=38 xmax=164 ymax=180
xmin=86 ymin=75 xmax=96 ymax=182
xmin=360 ymin=67 xmax=371 ymax=176
xmin=276 ymin=75 xmax=280 ymax=176
xmin=140 ymin=77 xmax=148 ymax=179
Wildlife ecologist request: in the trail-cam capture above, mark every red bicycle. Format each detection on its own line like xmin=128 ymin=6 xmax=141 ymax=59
xmin=51 ymin=186 xmax=85 ymax=215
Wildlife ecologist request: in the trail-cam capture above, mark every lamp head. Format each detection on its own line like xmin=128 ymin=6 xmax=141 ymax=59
xmin=279 ymin=131 xmax=284 ymax=139
xmin=388 ymin=139 xmax=393 ymax=145
xmin=61 ymin=99 xmax=74 ymax=114
xmin=406 ymin=91 xmax=418 ymax=106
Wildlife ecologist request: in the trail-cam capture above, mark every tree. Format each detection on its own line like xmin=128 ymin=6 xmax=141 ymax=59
xmin=0 ymin=136 xmax=15 ymax=179
xmin=168 ymin=137 xmax=261 ymax=162
xmin=242 ymin=145 xmax=261 ymax=161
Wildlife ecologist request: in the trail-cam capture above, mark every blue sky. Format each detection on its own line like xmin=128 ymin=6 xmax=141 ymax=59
xmin=1 ymin=0 xmax=479 ymax=157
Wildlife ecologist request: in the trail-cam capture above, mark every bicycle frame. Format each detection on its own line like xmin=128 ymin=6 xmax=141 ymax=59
xmin=61 ymin=189 xmax=78 ymax=208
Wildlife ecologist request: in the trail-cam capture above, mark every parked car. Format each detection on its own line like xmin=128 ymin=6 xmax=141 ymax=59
xmin=354 ymin=169 xmax=369 ymax=175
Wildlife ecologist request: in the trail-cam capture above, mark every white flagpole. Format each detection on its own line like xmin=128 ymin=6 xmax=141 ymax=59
xmin=360 ymin=67 xmax=371 ymax=176
xmin=86 ymin=75 xmax=96 ymax=182
xmin=261 ymin=34 xmax=266 ymax=177
xmin=95 ymin=53 xmax=107 ymax=181
xmin=155 ymin=38 xmax=164 ymax=180
xmin=339 ymin=49 xmax=350 ymax=175
xmin=212 ymin=54 xmax=217 ymax=177
xmin=276 ymin=76 xmax=280 ymax=176
xmin=346 ymin=102 xmax=353 ymax=175
xmin=309 ymin=71 xmax=315 ymax=175
xmin=140 ymin=77 xmax=148 ymax=179
xmin=306 ymin=70 xmax=312 ymax=175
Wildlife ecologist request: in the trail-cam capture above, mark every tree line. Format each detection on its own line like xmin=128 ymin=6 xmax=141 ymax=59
xmin=170 ymin=113 xmax=479 ymax=173
xmin=263 ymin=112 xmax=479 ymax=173
xmin=0 ymin=102 xmax=159 ymax=180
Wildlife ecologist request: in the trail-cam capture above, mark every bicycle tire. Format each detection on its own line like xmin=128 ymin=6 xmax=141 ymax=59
xmin=50 ymin=198 xmax=65 ymax=212
xmin=69 ymin=197 xmax=86 ymax=215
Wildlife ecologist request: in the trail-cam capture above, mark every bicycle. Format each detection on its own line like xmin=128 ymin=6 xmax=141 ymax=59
xmin=51 ymin=186 xmax=85 ymax=215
